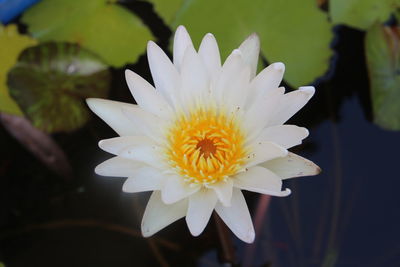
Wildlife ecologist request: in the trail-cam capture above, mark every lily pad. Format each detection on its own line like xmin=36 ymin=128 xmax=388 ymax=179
xmin=171 ymin=0 xmax=333 ymax=87
xmin=0 ymin=24 xmax=37 ymax=115
xmin=7 ymin=42 xmax=111 ymax=133
xmin=365 ymin=24 xmax=400 ymax=130
xmin=22 ymin=0 xmax=153 ymax=67
xmin=330 ymin=0 xmax=400 ymax=30
xmin=145 ymin=0 xmax=184 ymax=24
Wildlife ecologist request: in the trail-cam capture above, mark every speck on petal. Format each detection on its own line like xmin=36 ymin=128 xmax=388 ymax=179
xmin=142 ymin=191 xmax=188 ymax=237
xmin=261 ymin=152 xmax=321 ymax=180
xmin=215 ymin=188 xmax=255 ymax=243
xmin=186 ymin=189 xmax=218 ymax=236
xmin=245 ymin=141 xmax=288 ymax=169
xmin=234 ymin=166 xmax=291 ymax=196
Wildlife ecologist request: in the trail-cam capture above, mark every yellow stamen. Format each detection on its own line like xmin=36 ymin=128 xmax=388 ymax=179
xmin=166 ymin=107 xmax=247 ymax=185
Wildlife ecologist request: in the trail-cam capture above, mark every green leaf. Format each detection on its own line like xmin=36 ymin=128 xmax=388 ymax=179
xmin=365 ymin=24 xmax=400 ymax=130
xmin=171 ymin=0 xmax=333 ymax=87
xmin=145 ymin=0 xmax=185 ymax=24
xmin=7 ymin=42 xmax=111 ymax=133
xmin=22 ymin=0 xmax=153 ymax=67
xmin=0 ymin=24 xmax=37 ymax=115
xmin=330 ymin=0 xmax=400 ymax=30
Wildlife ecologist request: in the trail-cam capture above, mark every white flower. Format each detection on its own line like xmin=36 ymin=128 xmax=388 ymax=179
xmin=87 ymin=26 xmax=320 ymax=243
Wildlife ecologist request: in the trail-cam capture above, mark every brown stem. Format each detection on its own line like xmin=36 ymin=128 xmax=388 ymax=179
xmin=213 ymin=212 xmax=236 ymax=265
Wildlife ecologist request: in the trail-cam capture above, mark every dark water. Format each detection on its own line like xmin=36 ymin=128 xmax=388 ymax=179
xmin=1 ymin=5 xmax=400 ymax=267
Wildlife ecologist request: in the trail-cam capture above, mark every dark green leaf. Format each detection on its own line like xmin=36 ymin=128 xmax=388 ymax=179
xmin=8 ymin=42 xmax=111 ymax=133
xmin=365 ymin=24 xmax=400 ymax=130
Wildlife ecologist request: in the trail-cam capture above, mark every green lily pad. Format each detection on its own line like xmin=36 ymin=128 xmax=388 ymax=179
xmin=365 ymin=24 xmax=400 ymax=130
xmin=330 ymin=0 xmax=400 ymax=30
xmin=7 ymin=42 xmax=111 ymax=133
xmin=171 ymin=0 xmax=333 ymax=87
xmin=0 ymin=24 xmax=37 ymax=115
xmin=145 ymin=0 xmax=185 ymax=24
xmin=22 ymin=0 xmax=153 ymax=67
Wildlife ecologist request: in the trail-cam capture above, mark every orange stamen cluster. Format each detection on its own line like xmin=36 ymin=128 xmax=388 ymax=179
xmin=166 ymin=107 xmax=247 ymax=185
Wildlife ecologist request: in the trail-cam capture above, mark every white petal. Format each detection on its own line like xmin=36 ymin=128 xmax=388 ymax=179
xmin=199 ymin=33 xmax=221 ymax=83
xmin=255 ymin=125 xmax=309 ymax=149
xmin=180 ymin=44 xmax=210 ymax=106
xmin=268 ymin=86 xmax=315 ymax=126
xmin=244 ymin=87 xmax=285 ymax=138
xmin=121 ymin=105 xmax=165 ymax=141
xmin=95 ymin=156 xmax=142 ymax=177
xmin=122 ymin=166 xmax=165 ymax=193
xmin=261 ymin=152 xmax=321 ymax=179
xmin=141 ymin=191 xmax=188 ymax=237
xmin=98 ymin=136 xmax=152 ymax=155
xmin=186 ymin=189 xmax=218 ymax=236
xmin=245 ymin=141 xmax=288 ymax=168
xmin=161 ymin=175 xmax=200 ymax=204
xmin=214 ymin=50 xmax=245 ymax=105
xmin=119 ymin=143 xmax=163 ymax=168
xmin=215 ymin=188 xmax=255 ymax=243
xmin=86 ymin=98 xmax=139 ymax=136
xmin=125 ymin=70 xmax=171 ymax=118
xmin=147 ymin=41 xmax=180 ymax=106
xmin=208 ymin=179 xmax=233 ymax=207
xmin=234 ymin=166 xmax=291 ymax=196
xmin=173 ymin=25 xmax=194 ymax=71
xmin=238 ymin=33 xmax=260 ymax=79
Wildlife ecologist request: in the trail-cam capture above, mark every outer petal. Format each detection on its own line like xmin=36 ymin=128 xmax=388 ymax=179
xmin=245 ymin=141 xmax=288 ymax=168
xmin=95 ymin=156 xmax=143 ymax=177
xmin=119 ymin=143 xmax=163 ymax=169
xmin=215 ymin=188 xmax=255 ymax=243
xmin=147 ymin=41 xmax=180 ymax=106
xmin=238 ymin=33 xmax=260 ymax=79
xmin=180 ymin=44 xmax=210 ymax=107
xmin=261 ymin=152 xmax=321 ymax=179
xmin=125 ymin=70 xmax=171 ymax=119
xmin=267 ymin=86 xmax=315 ymax=126
xmin=244 ymin=87 xmax=285 ymax=138
xmin=98 ymin=136 xmax=153 ymax=155
xmin=161 ymin=175 xmax=201 ymax=204
xmin=234 ymin=166 xmax=291 ymax=196
xmin=173 ymin=25 xmax=194 ymax=71
xmin=208 ymin=179 xmax=233 ymax=207
xmin=255 ymin=125 xmax=309 ymax=149
xmin=186 ymin=189 xmax=218 ymax=236
xmin=86 ymin=98 xmax=139 ymax=136
xmin=198 ymin=33 xmax=221 ymax=83
xmin=246 ymin=62 xmax=285 ymax=107
xmin=141 ymin=191 xmax=188 ymax=237
xmin=122 ymin=166 xmax=165 ymax=193
xmin=122 ymin=105 xmax=166 ymax=141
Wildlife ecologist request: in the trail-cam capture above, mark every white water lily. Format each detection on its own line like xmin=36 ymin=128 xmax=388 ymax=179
xmin=87 ymin=26 xmax=320 ymax=243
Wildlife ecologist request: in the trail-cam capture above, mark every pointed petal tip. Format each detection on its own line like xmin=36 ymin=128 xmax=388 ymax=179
xmin=272 ymin=62 xmax=285 ymax=71
xmin=280 ymin=188 xmax=291 ymax=197
xmin=299 ymin=86 xmax=315 ymax=95
xmin=243 ymin=229 xmax=256 ymax=243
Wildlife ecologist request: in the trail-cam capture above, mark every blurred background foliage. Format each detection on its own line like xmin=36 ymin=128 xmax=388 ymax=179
xmin=1 ymin=0 xmax=400 ymax=266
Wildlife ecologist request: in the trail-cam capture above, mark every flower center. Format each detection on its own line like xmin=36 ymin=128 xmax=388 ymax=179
xmin=166 ymin=107 xmax=248 ymax=185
